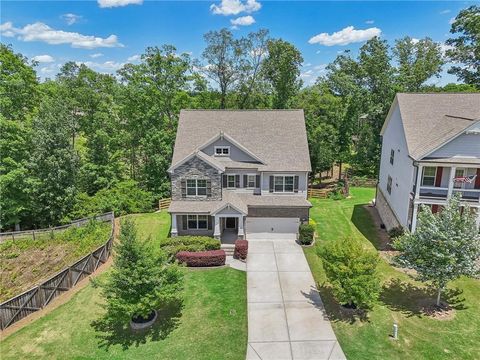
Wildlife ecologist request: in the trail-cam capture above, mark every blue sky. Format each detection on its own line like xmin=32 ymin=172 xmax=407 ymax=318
xmin=1 ymin=0 xmax=475 ymax=85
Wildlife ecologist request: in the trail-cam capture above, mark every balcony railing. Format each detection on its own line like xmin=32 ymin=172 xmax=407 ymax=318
xmin=419 ymin=186 xmax=480 ymax=202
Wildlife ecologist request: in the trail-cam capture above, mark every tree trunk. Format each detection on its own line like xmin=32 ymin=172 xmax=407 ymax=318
xmin=436 ymin=287 xmax=442 ymax=307
xmin=338 ymin=162 xmax=342 ymax=181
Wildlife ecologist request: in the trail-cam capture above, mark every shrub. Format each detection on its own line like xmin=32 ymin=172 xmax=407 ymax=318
xmin=299 ymin=223 xmax=315 ymax=245
xmin=388 ymin=226 xmax=404 ymax=239
xmin=95 ymin=219 xmax=183 ymax=323
xmin=234 ymin=240 xmax=248 ymax=260
xmin=318 ymin=237 xmax=380 ymax=309
xmin=160 ymin=236 xmax=221 ymax=260
xmin=69 ymin=180 xmax=153 ymax=219
xmin=176 ymin=249 xmax=226 ymax=267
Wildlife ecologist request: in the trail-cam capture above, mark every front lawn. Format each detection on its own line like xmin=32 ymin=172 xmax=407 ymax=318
xmin=0 ymin=212 xmax=247 ymax=360
xmin=304 ymin=187 xmax=480 ymax=360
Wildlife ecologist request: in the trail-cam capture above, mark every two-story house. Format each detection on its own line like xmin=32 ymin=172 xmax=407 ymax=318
xmin=376 ymin=93 xmax=480 ymax=233
xmin=168 ymin=110 xmax=312 ymax=243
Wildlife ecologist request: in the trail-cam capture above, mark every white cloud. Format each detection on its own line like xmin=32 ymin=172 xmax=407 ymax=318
xmin=0 ymin=22 xmax=123 ymax=49
xmin=439 ymin=42 xmax=454 ymax=55
xmin=98 ymin=0 xmax=143 ymax=8
xmin=79 ymin=60 xmax=125 ymax=72
xmin=300 ymin=69 xmax=313 ymax=78
xmin=365 ymin=20 xmax=374 ymax=24
xmin=449 ymin=17 xmax=456 ymax=25
xmin=211 ymin=0 xmax=261 ymax=16
xmin=314 ymin=64 xmax=327 ymax=71
xmin=61 ymin=13 xmax=82 ymax=25
xmin=308 ymin=26 xmax=381 ymax=46
xmin=90 ymin=53 xmax=103 ymax=58
xmin=439 ymin=9 xmax=451 ymax=15
xmin=230 ymin=15 xmax=255 ymax=26
xmin=32 ymin=54 xmax=55 ymax=63
xmin=127 ymin=54 xmax=141 ymax=62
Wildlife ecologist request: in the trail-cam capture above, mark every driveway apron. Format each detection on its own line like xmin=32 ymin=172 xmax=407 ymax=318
xmin=246 ymin=240 xmax=346 ymax=360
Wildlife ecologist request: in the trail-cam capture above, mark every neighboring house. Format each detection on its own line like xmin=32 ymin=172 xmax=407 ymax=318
xmin=376 ymin=93 xmax=480 ymax=233
xmin=168 ymin=110 xmax=312 ymax=243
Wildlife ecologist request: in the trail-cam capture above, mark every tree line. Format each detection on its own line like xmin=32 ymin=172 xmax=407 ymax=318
xmin=0 ymin=5 xmax=478 ymax=231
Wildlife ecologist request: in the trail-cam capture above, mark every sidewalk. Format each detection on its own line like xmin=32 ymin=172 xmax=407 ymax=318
xmin=246 ymin=240 xmax=346 ymax=360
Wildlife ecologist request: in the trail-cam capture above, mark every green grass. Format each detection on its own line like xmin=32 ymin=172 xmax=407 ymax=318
xmin=0 ymin=221 xmax=111 ymax=302
xmin=1 ymin=212 xmax=247 ymax=360
xmin=304 ymin=187 xmax=480 ymax=360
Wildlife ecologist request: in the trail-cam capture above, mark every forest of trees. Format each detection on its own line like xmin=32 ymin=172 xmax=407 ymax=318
xmin=1 ymin=5 xmax=478 ymax=231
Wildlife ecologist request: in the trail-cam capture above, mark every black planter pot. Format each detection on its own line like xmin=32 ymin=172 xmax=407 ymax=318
xmin=130 ymin=310 xmax=157 ymax=330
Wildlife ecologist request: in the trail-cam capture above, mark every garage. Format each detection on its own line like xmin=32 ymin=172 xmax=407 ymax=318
xmin=246 ymin=217 xmax=300 ymax=240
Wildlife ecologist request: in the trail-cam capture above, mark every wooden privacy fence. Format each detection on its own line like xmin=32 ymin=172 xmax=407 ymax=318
xmin=159 ymin=198 xmax=172 ymax=211
xmin=349 ymin=178 xmax=377 ymax=188
xmin=0 ymin=212 xmax=115 ymax=244
xmin=308 ymin=187 xmax=334 ymax=199
xmin=0 ymin=213 xmax=115 ymax=330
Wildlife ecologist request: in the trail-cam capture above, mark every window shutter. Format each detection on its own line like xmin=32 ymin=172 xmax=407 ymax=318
xmin=475 ymin=169 xmax=480 ymax=189
xmin=206 ymin=179 xmax=212 ymax=197
xmin=435 ymin=167 xmax=443 ymax=187
xmin=182 ymin=215 xmax=187 ymax=230
xmin=222 ymin=175 xmax=227 ymax=188
xmin=256 ymin=175 xmax=260 ymax=188
xmin=243 ymin=175 xmax=248 ymax=188
xmin=181 ymin=180 xmax=186 ymax=198
xmin=294 ymin=176 xmax=299 ymax=193
xmin=269 ymin=176 xmax=274 ymax=192
xmin=208 ymin=216 xmax=212 ymax=230
xmin=235 ymin=175 xmax=240 ymax=188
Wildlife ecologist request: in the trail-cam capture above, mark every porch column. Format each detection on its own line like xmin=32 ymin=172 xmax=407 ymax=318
xmin=213 ymin=215 xmax=221 ymax=239
xmin=411 ymin=204 xmax=419 ymax=233
xmin=171 ymin=214 xmax=178 ymax=237
xmin=475 ymin=209 xmax=480 ymax=229
xmin=447 ymin=166 xmax=456 ymax=198
xmin=415 ymin=165 xmax=423 ymax=199
xmin=238 ymin=216 xmax=244 ymax=239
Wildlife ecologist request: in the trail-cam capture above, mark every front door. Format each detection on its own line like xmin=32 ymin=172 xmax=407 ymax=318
xmin=225 ymin=217 xmax=237 ymax=229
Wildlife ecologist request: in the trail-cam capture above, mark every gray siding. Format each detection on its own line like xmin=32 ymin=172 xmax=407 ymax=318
xmin=427 ymin=133 xmax=480 ymax=160
xmin=260 ymin=172 xmax=308 ymax=196
xmin=202 ymin=138 xmax=260 ymax=163
xmin=248 ymin=207 xmax=309 ymax=219
xmin=171 ymin=156 xmax=222 ymax=201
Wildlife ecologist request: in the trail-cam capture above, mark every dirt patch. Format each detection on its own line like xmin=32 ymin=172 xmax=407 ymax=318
xmin=418 ymin=300 xmax=456 ymax=321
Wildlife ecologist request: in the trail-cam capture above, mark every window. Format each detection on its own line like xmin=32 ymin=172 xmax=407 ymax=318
xmin=390 ymin=149 xmax=395 ymax=165
xmin=247 ymin=175 xmax=256 ymax=188
xmin=274 ymin=175 xmax=294 ymax=193
xmin=387 ymin=176 xmax=393 ymax=194
xmin=214 ymin=146 xmax=230 ymax=156
xmin=454 ymin=168 xmax=465 ymax=189
xmin=186 ymin=179 xmax=207 ymax=196
xmin=421 ymin=167 xmax=436 ymax=186
xmin=227 ymin=174 xmax=236 ymax=188
xmin=187 ymin=215 xmax=208 ymax=229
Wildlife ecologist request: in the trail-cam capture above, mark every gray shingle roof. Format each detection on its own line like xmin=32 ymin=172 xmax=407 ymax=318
xmin=171 ymin=110 xmax=311 ymax=172
xmin=393 ymin=93 xmax=480 ymax=160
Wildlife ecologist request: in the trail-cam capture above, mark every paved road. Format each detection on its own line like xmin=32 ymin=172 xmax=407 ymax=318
xmin=246 ymin=240 xmax=346 ymax=360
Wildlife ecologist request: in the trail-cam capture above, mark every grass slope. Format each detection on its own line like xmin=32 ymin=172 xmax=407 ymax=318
xmin=0 ymin=221 xmax=111 ymax=302
xmin=1 ymin=212 xmax=247 ymax=360
xmin=304 ymin=187 xmax=480 ymax=360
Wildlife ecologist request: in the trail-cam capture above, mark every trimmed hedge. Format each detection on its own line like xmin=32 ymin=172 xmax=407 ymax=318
xmin=299 ymin=223 xmax=315 ymax=245
xmin=176 ymin=249 xmax=226 ymax=267
xmin=234 ymin=240 xmax=248 ymax=260
xmin=160 ymin=236 xmax=221 ymax=260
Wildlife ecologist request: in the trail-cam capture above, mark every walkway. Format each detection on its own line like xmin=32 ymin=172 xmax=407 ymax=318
xmin=246 ymin=240 xmax=346 ymax=360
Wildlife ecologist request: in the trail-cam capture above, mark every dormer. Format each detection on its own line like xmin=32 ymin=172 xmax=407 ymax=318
xmin=199 ymin=132 xmax=265 ymax=164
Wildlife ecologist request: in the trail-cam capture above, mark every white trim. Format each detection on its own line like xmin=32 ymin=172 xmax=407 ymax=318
xmin=186 ymin=214 xmax=209 ymax=230
xmin=168 ymin=151 xmax=224 ymax=173
xmin=273 ymin=175 xmax=295 ymax=193
xmin=198 ymin=131 xmax=266 ymax=164
xmin=421 ymin=166 xmax=437 ymax=187
xmin=226 ymin=174 xmax=237 ymax=189
xmin=211 ymin=203 xmax=247 ymax=216
xmin=186 ymin=178 xmax=208 ymax=198
xmin=214 ymin=145 xmax=230 ymax=157
xmin=246 ymin=173 xmax=257 ymax=189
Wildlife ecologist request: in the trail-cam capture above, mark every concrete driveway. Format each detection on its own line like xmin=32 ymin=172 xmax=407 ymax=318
xmin=246 ymin=240 xmax=346 ymax=360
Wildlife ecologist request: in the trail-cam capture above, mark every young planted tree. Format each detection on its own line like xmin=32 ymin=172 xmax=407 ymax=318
xmin=98 ymin=218 xmax=183 ymax=325
xmin=394 ymin=195 xmax=480 ymax=306
xmin=319 ymin=237 xmax=380 ymax=309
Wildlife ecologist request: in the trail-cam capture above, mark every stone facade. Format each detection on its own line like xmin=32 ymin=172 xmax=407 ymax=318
xmin=171 ymin=156 xmax=222 ymax=201
xmin=248 ymin=207 xmax=309 ymax=220
xmin=375 ymin=186 xmax=402 ymax=231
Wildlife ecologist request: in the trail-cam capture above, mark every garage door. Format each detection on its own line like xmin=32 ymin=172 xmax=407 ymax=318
xmin=246 ymin=217 xmax=300 ymax=240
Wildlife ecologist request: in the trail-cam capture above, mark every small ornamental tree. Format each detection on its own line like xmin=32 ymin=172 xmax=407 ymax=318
xmin=319 ymin=237 xmax=380 ymax=309
xmin=394 ymin=194 xmax=480 ymax=306
xmin=98 ymin=218 xmax=183 ymax=324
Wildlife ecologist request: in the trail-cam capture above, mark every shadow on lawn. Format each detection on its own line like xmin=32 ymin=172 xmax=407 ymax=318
xmin=91 ymin=300 xmax=183 ymax=351
xmin=380 ymin=278 xmax=466 ymax=317
xmin=351 ymin=204 xmax=389 ymax=251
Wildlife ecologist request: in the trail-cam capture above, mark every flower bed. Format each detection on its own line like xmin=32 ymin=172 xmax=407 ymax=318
xmin=176 ymin=249 xmax=226 ymax=267
xmin=234 ymin=240 xmax=248 ymax=260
